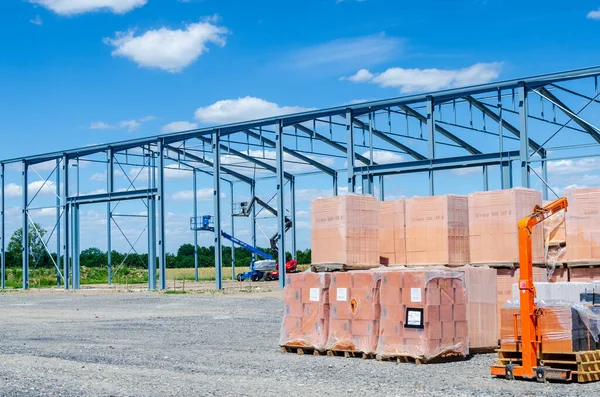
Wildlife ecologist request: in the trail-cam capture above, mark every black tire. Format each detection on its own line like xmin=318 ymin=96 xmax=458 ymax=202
xmin=236 ymin=273 xmax=243 ymax=282
xmin=264 ymin=274 xmax=272 ymax=281
xmin=251 ymin=274 xmax=260 ymax=282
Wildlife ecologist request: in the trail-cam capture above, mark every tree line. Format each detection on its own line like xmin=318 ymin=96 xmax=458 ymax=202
xmin=2 ymin=225 xmax=312 ymax=269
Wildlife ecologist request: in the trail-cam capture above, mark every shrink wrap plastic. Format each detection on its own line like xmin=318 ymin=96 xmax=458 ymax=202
xmin=469 ymin=188 xmax=544 ymax=264
xmin=500 ymin=300 xmax=600 ymax=353
xmin=279 ymin=273 xmax=330 ymax=350
xmin=405 ymin=195 xmax=469 ymax=266
xmin=326 ymin=271 xmax=382 ymax=354
xmin=376 ymin=269 xmax=468 ymax=360
xmin=565 ymin=188 xmax=600 ymax=263
xmin=311 ymin=195 xmax=380 ymax=269
xmin=380 ymin=200 xmax=407 ymax=266
xmin=543 ymin=201 xmax=567 ymax=270
xmin=460 ymin=266 xmax=498 ymax=349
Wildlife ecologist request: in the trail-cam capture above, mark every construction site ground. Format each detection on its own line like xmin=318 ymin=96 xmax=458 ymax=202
xmin=0 ymin=281 xmax=596 ymax=397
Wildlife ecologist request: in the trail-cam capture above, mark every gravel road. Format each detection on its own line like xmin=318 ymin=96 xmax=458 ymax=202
xmin=0 ymin=289 xmax=597 ymax=396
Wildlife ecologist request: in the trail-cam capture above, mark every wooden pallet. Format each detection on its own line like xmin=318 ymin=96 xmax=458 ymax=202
xmin=566 ymin=262 xmax=600 ymax=268
xmin=376 ymin=352 xmax=466 ymax=365
xmin=495 ymin=349 xmax=600 ymax=383
xmin=280 ymin=345 xmax=327 ymax=356
xmin=326 ymin=349 xmax=375 ymax=359
xmin=470 ymin=346 xmax=499 ymax=355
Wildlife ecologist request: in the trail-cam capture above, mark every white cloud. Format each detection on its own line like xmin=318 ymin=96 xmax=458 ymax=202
xmin=296 ymin=210 xmax=309 ymax=217
xmin=195 ymin=96 xmax=313 ymax=124
xmin=28 ymin=0 xmax=147 ymax=15
xmin=547 ymin=158 xmax=600 ymax=176
xmin=340 ymin=68 xmax=373 ymax=82
xmin=138 ymin=116 xmax=157 ymax=122
xmin=452 ymin=167 xmax=481 ymax=176
xmin=118 ymin=120 xmax=141 ymax=132
xmin=89 ymin=121 xmax=115 ymax=130
xmin=30 ymin=207 xmax=57 ymax=218
xmin=361 ymin=150 xmax=405 ymax=164
xmin=341 ymin=62 xmax=503 ymax=94
xmin=2 ymin=181 xmax=57 ymax=199
xmin=162 ymin=121 xmax=199 ymax=133
xmin=171 ymin=188 xmax=225 ymax=201
xmin=287 ymin=33 xmax=401 ymax=70
xmin=587 ymin=9 xmax=600 ymax=19
xmin=104 ymin=18 xmax=228 ymax=73
xmin=29 ymin=15 xmax=42 ymax=25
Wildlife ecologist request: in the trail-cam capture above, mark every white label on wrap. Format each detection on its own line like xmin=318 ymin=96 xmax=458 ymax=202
xmin=411 ymin=288 xmax=422 ymax=303
xmin=336 ymin=288 xmax=348 ymax=302
xmin=407 ymin=309 xmax=423 ymax=326
xmin=309 ymin=288 xmax=320 ymax=302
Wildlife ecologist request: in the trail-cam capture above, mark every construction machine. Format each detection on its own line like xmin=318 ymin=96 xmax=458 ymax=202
xmin=490 ymin=197 xmax=569 ymax=382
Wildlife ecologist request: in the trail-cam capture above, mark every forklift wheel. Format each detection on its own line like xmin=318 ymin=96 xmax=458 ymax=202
xmin=264 ymin=274 xmax=272 ymax=281
xmin=251 ymin=274 xmax=260 ymax=282
xmin=236 ymin=273 xmax=243 ymax=282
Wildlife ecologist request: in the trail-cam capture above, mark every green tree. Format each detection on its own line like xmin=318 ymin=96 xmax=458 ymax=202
xmin=7 ymin=224 xmax=49 ymax=267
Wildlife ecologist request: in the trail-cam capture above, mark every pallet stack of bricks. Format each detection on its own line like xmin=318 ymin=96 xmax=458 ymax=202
xmin=326 ymin=271 xmax=381 ymax=354
xmin=376 ymin=269 xmax=468 ymax=360
xmin=280 ymin=273 xmax=330 ymax=350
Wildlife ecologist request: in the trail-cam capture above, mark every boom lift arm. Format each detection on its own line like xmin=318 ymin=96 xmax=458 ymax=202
xmin=491 ymin=197 xmax=568 ymax=381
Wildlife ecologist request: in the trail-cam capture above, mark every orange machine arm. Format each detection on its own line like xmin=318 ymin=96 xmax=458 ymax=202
xmin=517 ymin=197 xmax=568 ymax=379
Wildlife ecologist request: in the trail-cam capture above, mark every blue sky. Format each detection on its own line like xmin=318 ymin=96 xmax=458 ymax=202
xmin=1 ymin=0 xmax=600 ymax=257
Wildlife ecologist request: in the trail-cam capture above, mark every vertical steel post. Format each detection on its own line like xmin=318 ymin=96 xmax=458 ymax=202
xmin=379 ymin=175 xmax=385 ymax=201
xmin=148 ymin=153 xmax=157 ymax=291
xmin=193 ymin=169 xmax=199 ymax=282
xmin=22 ymin=161 xmax=29 ymax=290
xmin=55 ymin=159 xmax=61 ymax=286
xmin=250 ymin=180 xmax=256 ymax=264
xmin=541 ymin=154 xmax=549 ymax=200
xmin=518 ymin=84 xmax=530 ymax=188
xmin=290 ymin=177 xmax=297 ymax=261
xmin=426 ymin=97 xmax=436 ymax=195
xmin=107 ymin=148 xmax=113 ymax=285
xmin=157 ymin=139 xmax=167 ymax=290
xmin=62 ymin=155 xmax=69 ymax=289
xmin=230 ymin=182 xmax=235 ymax=280
xmin=1 ymin=163 xmax=4 ymax=290
xmin=346 ymin=109 xmax=356 ymax=193
xmin=276 ymin=120 xmax=287 ymax=288
xmin=73 ymin=204 xmax=80 ymax=290
xmin=483 ymin=167 xmax=489 ymax=191
xmin=332 ymin=172 xmax=338 ymax=196
xmin=212 ymin=130 xmax=223 ymax=290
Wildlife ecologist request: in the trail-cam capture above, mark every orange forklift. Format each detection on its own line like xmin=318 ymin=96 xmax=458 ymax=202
xmin=490 ymin=197 xmax=569 ymax=382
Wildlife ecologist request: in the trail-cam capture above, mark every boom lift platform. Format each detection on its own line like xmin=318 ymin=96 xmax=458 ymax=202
xmin=490 ymin=197 xmax=570 ymax=382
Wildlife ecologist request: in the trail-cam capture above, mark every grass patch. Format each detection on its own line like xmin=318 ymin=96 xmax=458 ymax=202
xmin=164 ymin=290 xmax=188 ymax=295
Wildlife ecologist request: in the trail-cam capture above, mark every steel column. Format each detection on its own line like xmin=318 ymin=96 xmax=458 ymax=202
xmin=55 ymin=159 xmax=61 ymax=286
xmin=1 ymin=163 xmax=4 ymax=290
xmin=157 ymin=140 xmax=166 ymax=290
xmin=290 ymin=178 xmax=297 ymax=261
xmin=379 ymin=175 xmax=385 ymax=201
xmin=230 ymin=182 xmax=235 ymax=280
xmin=426 ymin=97 xmax=436 ymax=195
xmin=107 ymin=148 xmax=113 ymax=285
xmin=541 ymin=154 xmax=549 ymax=200
xmin=193 ymin=169 xmax=199 ymax=282
xmin=483 ymin=167 xmax=489 ymax=191
xmin=346 ymin=109 xmax=356 ymax=193
xmin=22 ymin=161 xmax=29 ymax=290
xmin=62 ymin=155 xmax=69 ymax=290
xmin=72 ymin=204 xmax=80 ymax=290
xmin=333 ymin=172 xmax=338 ymax=196
xmin=276 ymin=120 xmax=287 ymax=288
xmin=250 ymin=181 xmax=256 ymax=263
xmin=213 ymin=130 xmax=223 ymax=290
xmin=148 ymin=152 xmax=157 ymax=290
xmin=519 ymin=84 xmax=531 ymax=188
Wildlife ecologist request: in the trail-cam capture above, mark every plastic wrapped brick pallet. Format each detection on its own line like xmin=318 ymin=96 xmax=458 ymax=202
xmin=459 ymin=265 xmax=498 ymax=350
xmin=376 ymin=269 xmax=468 ymax=361
xmin=500 ymin=300 xmax=600 ymax=353
xmin=405 ymin=195 xmax=469 ymax=266
xmin=565 ymin=187 xmax=600 ymax=263
xmin=280 ymin=273 xmax=331 ymax=351
xmin=311 ymin=194 xmax=380 ymax=269
xmin=327 ymin=271 xmax=381 ymax=354
xmin=380 ymin=199 xmax=406 ymax=266
xmin=469 ymin=188 xmax=544 ymax=265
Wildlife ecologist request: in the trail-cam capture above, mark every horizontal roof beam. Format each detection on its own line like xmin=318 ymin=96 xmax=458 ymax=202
xmin=67 ymin=188 xmax=156 ymax=205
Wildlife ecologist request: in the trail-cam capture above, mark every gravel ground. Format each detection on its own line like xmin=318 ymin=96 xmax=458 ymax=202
xmin=0 ymin=288 xmax=598 ymax=396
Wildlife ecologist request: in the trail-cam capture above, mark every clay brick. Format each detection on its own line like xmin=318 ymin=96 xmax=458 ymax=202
xmin=442 ymin=322 xmax=455 ymax=339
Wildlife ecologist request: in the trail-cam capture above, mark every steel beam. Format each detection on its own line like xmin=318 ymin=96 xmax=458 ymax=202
xmin=243 ymin=130 xmax=336 ymax=176
xmin=62 ymin=155 xmax=69 ymax=290
xmin=107 ymin=148 xmax=113 ymax=285
xmin=276 ymin=120 xmax=287 ymax=289
xmin=351 ymin=117 xmax=427 ymax=160
xmin=398 ymin=105 xmax=481 ymax=155
xmin=354 ymin=151 xmax=521 ymax=176
xmin=464 ymin=96 xmax=546 ymax=156
xmin=426 ymin=97 xmax=435 ymax=195
xmin=519 ymin=85 xmax=530 ymax=187
xmin=1 ymin=163 xmax=4 ymax=290
xmin=157 ymin=140 xmax=166 ymax=290
xmin=22 ymin=161 xmax=29 ymax=290
xmin=213 ymin=130 xmax=223 ymax=290
xmin=536 ymin=87 xmax=600 ymax=144
xmin=67 ymin=189 xmax=157 ymax=205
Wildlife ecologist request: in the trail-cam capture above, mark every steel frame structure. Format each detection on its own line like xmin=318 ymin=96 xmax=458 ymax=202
xmin=2 ymin=66 xmax=600 ymax=290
